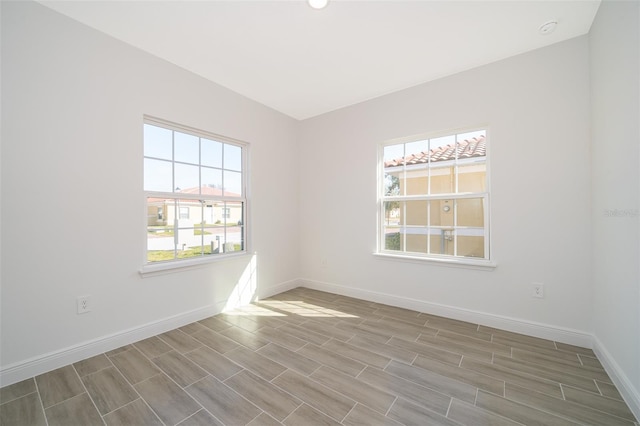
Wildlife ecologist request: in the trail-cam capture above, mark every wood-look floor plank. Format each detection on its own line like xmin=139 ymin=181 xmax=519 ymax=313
xmin=385 ymin=360 xmax=477 ymax=403
xmin=185 ymin=376 xmax=261 ymax=426
xmin=343 ymin=403 xmax=404 ymax=426
xmin=447 ymin=398 xmax=522 ymax=426
xmin=256 ymin=343 xmax=321 ymax=376
xmin=387 ymin=336 xmax=462 ymax=366
xmin=413 ymin=354 xmax=505 ymax=395
xmin=475 ymin=390 xmax=581 ymax=426
xmin=461 ymin=357 xmax=564 ymax=399
xmin=297 ymin=343 xmax=366 ymax=377
xmin=505 ymin=383 xmax=636 ymax=426
xmin=134 ymin=374 xmax=201 ymax=426
xmin=310 ymin=366 xmax=396 ymax=415
xmin=184 ymin=346 xmax=243 ymax=381
xmin=252 ymin=326 xmax=308 ymax=351
xmin=0 ymin=392 xmax=47 ymax=426
xmin=224 ymin=370 xmax=302 ymax=421
xmin=103 ymin=398 xmax=164 ymax=426
xmin=561 ymin=385 xmax=637 ymax=421
xmin=272 ymin=370 xmax=356 ymax=422
xmin=388 ymin=397 xmax=461 ymax=426
xmin=492 ymin=354 xmax=601 ymax=392
xmin=35 ymin=365 xmax=85 ymax=408
xmin=357 ymin=366 xmax=452 ymax=415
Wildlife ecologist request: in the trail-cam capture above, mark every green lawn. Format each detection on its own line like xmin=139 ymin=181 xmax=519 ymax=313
xmin=148 ymin=244 xmax=242 ymax=262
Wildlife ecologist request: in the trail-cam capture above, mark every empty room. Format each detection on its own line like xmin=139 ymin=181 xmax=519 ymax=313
xmin=1 ymin=0 xmax=639 ymax=425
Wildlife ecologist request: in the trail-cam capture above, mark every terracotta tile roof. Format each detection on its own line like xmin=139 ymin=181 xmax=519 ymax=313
xmin=147 ymin=186 xmax=240 ymax=202
xmin=385 ymin=135 xmax=485 ymax=168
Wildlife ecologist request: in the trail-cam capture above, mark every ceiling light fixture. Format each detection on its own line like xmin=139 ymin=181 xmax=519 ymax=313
xmin=308 ymin=0 xmax=329 ymax=10
xmin=538 ymin=20 xmax=558 ymax=35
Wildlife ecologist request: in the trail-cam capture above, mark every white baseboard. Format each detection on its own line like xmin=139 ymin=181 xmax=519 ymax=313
xmin=257 ymin=278 xmax=302 ymax=300
xmin=0 ymin=302 xmax=226 ymax=387
xmin=0 ymin=278 xmax=304 ymax=388
xmin=592 ymin=336 xmax=640 ymax=422
xmin=299 ymin=278 xmax=593 ymax=348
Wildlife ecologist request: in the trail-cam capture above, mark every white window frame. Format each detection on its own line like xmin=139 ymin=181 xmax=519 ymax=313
xmin=140 ymin=116 xmax=250 ymax=275
xmin=375 ymin=127 xmax=495 ymax=269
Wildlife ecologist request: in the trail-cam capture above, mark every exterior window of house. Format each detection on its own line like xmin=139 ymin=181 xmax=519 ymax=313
xmin=379 ymin=129 xmax=490 ymax=263
xmin=144 ymin=117 xmax=247 ymax=266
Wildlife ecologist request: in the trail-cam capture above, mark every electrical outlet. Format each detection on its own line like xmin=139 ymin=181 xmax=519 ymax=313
xmin=532 ymin=283 xmax=544 ymax=298
xmin=77 ymin=295 xmax=91 ymax=314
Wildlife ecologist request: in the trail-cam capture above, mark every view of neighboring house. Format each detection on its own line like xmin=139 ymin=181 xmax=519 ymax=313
xmin=147 ymin=186 xmax=243 ymax=227
xmin=383 ymin=135 xmax=487 ymax=258
xmin=146 ymin=186 xmax=244 ymax=261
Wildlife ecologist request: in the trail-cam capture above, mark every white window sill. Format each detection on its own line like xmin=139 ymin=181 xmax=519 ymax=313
xmin=373 ymin=252 xmax=496 ymax=271
xmin=139 ymin=251 xmax=250 ymax=277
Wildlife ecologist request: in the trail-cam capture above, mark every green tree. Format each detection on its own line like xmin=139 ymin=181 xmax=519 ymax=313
xmin=384 ymin=174 xmax=400 ymax=225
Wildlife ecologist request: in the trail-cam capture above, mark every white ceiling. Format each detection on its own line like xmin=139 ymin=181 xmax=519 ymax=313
xmin=38 ymin=0 xmax=600 ymax=120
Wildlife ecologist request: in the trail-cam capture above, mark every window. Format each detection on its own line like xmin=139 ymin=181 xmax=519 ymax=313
xmin=144 ymin=117 xmax=247 ymax=265
xmin=378 ymin=129 xmax=490 ymax=263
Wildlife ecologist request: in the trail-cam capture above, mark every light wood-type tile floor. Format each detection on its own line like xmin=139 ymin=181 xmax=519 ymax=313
xmin=1 ymin=288 xmax=638 ymax=426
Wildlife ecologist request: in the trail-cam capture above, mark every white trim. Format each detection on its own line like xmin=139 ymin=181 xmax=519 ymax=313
xmin=592 ymin=336 xmax=640 ymax=422
xmin=374 ymin=252 xmax=496 ymax=270
xmin=0 ymin=302 xmax=224 ymax=387
xmin=298 ymin=278 xmax=591 ymax=347
xmin=139 ymin=251 xmax=251 ymax=277
xmin=256 ymin=278 xmax=303 ymax=300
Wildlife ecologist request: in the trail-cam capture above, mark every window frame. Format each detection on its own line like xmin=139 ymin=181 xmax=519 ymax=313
xmin=140 ymin=116 xmax=250 ymax=275
xmin=376 ymin=127 xmax=495 ymax=269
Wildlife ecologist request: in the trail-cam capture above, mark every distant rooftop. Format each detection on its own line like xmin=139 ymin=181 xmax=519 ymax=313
xmin=385 ymin=135 xmax=486 ymax=168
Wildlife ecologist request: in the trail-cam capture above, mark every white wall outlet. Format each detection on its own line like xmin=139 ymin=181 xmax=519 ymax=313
xmin=532 ymin=283 xmax=544 ymax=298
xmin=77 ymin=295 xmax=91 ymax=314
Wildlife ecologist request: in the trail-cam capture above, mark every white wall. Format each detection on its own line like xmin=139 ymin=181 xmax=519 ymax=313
xmin=299 ymin=37 xmax=593 ymax=336
xmin=1 ymin=1 xmax=299 ymax=380
xmin=590 ymin=0 xmax=640 ymax=412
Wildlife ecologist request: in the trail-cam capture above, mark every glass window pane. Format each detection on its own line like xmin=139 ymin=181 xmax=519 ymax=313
xmin=383 ymin=144 xmax=404 ymax=164
xmin=405 ymin=200 xmax=427 ymax=226
xmin=456 ymin=198 xmax=484 ymax=228
xmin=429 ymin=229 xmax=454 ymax=255
xmin=201 ymin=167 xmax=222 ymax=194
xmin=224 ymin=202 xmax=244 ymax=252
xmin=383 ymin=201 xmax=400 ymax=226
xmin=174 ymin=163 xmax=199 ymax=192
xmin=144 ymin=124 xmax=172 ymax=160
xmin=404 ymin=140 xmax=428 ymax=196
xmin=406 ymin=233 xmax=427 ymax=254
xmin=457 ymin=234 xmax=485 ymax=258
xmin=176 ymin=226 xmax=203 ymax=259
xmin=147 ymin=198 xmax=175 ymax=263
xmin=429 ymin=135 xmax=455 ymax=156
xmin=429 ymin=199 xmax=454 ymax=227
xmin=383 ymin=226 xmax=402 ymax=251
xmin=224 ymin=170 xmax=242 ymax=196
xmin=456 ymin=130 xmax=485 ymax=143
xmin=458 ymin=163 xmax=486 ymax=193
xmin=202 ymin=138 xmax=222 ymax=168
xmin=383 ymin=174 xmax=400 ymax=197
xmin=174 ymin=131 xmax=199 ymax=164
xmin=224 ymin=144 xmax=242 ymax=171
xmin=144 ymin=158 xmax=173 ymax=192
xmin=429 ymin=163 xmax=454 ymax=194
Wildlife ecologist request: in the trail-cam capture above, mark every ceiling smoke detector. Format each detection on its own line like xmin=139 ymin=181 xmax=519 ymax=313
xmin=538 ymin=20 xmax=558 ymax=35
xmin=308 ymin=0 xmax=329 ymax=10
